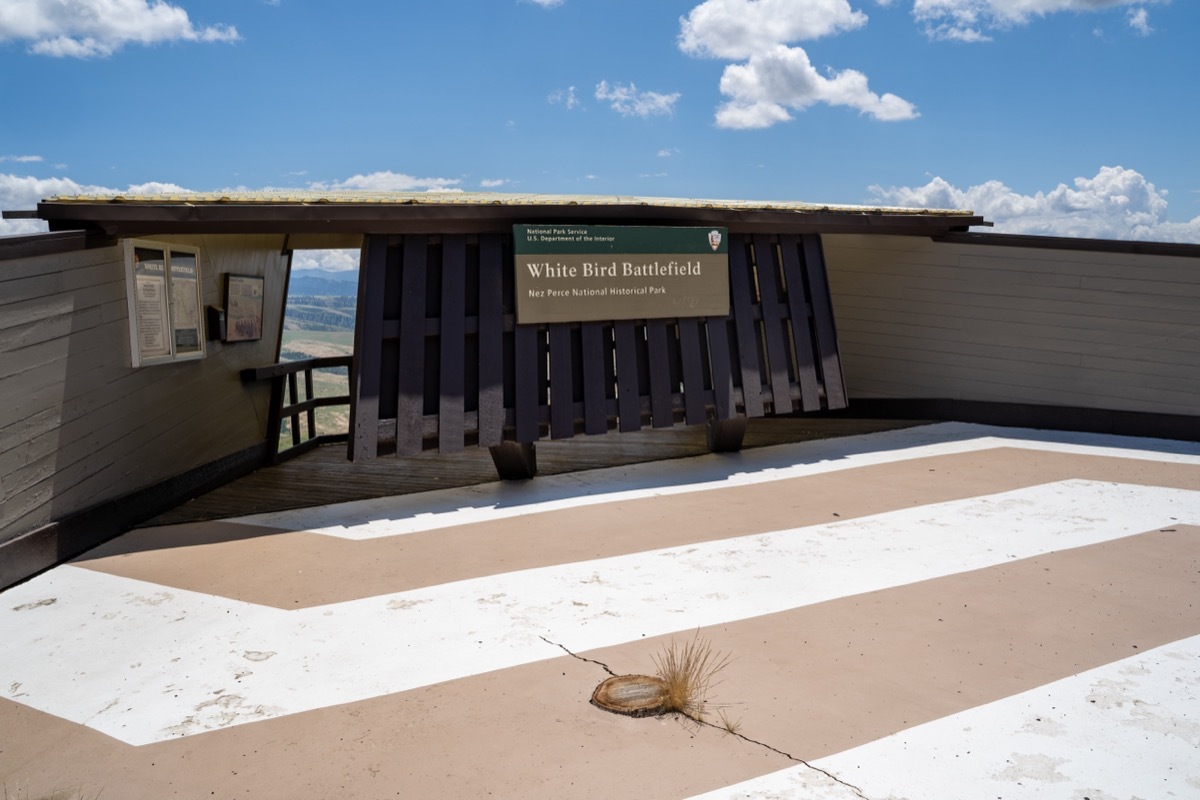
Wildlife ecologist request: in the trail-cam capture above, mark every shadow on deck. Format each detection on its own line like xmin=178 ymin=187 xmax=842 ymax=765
xmin=144 ymin=416 xmax=928 ymax=527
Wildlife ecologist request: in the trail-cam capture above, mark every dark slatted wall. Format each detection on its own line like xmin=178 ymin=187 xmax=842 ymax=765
xmin=349 ymin=231 xmax=846 ymax=460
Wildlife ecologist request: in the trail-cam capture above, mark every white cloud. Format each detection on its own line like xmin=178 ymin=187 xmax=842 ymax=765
xmin=912 ymin=0 xmax=1164 ymax=41
xmin=548 ymin=86 xmax=580 ymax=109
xmin=594 ymin=81 xmax=681 ymax=118
xmin=0 ymin=172 xmax=197 ymax=235
xmin=523 ymin=0 xmax=563 ymax=7
xmin=1127 ymin=7 xmax=1151 ymax=34
xmin=680 ymin=1 xmax=912 ymax=129
xmin=715 ymin=44 xmax=918 ymax=128
xmin=0 ymin=168 xmax=468 ymax=234
xmin=306 ymin=171 xmax=461 ymax=192
xmin=0 ymin=154 xmax=44 ymax=163
xmin=291 ymin=249 xmax=360 ymax=272
xmin=679 ymin=0 xmax=867 ymax=59
xmin=869 ymin=166 xmax=1200 ymax=243
xmin=0 ymin=0 xmax=239 ymax=58
xmin=480 ymin=178 xmax=507 ymax=188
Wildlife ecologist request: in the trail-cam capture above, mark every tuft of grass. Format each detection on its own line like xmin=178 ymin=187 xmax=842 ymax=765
xmin=651 ymin=632 xmax=731 ymax=722
xmin=716 ymin=707 xmax=743 ymax=736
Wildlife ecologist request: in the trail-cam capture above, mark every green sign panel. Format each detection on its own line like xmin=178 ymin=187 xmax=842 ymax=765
xmin=513 ymin=225 xmax=730 ymax=324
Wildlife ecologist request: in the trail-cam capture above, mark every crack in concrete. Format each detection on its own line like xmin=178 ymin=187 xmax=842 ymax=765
xmin=542 ymin=635 xmax=871 ymax=800
xmin=693 ymin=717 xmax=871 ymax=799
xmin=540 ymin=635 xmax=616 ymax=676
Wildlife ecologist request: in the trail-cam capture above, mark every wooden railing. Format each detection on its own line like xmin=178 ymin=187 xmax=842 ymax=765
xmin=241 ymin=356 xmax=353 ymax=464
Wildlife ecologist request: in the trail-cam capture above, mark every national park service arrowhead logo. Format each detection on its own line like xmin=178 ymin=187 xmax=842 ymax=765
xmin=708 ymin=229 xmax=722 ymax=251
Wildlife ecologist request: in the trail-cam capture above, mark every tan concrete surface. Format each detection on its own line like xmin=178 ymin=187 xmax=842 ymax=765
xmin=2 ymin=425 xmax=1198 ymax=799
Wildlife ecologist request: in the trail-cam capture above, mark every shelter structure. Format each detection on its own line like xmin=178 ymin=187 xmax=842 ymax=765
xmin=2 ymin=191 xmax=1198 ymax=589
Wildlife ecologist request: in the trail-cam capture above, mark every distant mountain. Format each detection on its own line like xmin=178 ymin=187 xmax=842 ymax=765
xmin=288 ymin=268 xmax=358 ymax=297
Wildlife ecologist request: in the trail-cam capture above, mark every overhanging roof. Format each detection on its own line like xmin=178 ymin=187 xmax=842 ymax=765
xmin=26 ymin=191 xmax=991 ymax=238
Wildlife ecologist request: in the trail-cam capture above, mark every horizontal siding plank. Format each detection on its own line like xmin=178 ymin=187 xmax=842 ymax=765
xmin=832 ymin=272 xmax=1200 ymax=315
xmin=0 ymin=245 xmax=122 ymax=284
xmin=832 ymin=291 xmax=1200 ymax=343
xmin=0 ymin=280 xmax=127 ymax=333
xmin=835 ymin=328 xmax=1085 ymax=369
xmin=0 ymin=304 xmax=107 ymax=353
xmin=825 ymin=235 xmax=1200 ymax=282
xmin=832 ymin=282 xmax=1200 ymax=327
xmin=836 ymin=316 xmax=1200 ymax=369
xmin=840 ymin=347 xmax=1200 ymax=412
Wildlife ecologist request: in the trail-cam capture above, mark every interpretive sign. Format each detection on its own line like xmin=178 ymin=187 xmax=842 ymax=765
xmin=168 ymin=250 xmax=202 ymax=354
xmin=224 ymin=274 xmax=265 ymax=342
xmin=513 ymin=224 xmax=729 ymax=324
xmin=132 ymin=247 xmax=171 ymax=359
xmin=125 ymin=240 xmax=206 ymax=366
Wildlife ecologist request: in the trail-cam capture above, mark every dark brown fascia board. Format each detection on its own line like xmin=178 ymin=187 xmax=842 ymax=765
xmin=935 ymin=231 xmax=1200 ymax=259
xmin=36 ymin=200 xmax=988 ymax=238
xmin=0 ymin=229 xmax=116 ymax=261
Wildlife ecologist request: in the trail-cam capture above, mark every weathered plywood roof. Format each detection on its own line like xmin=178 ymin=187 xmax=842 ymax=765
xmin=31 ymin=190 xmax=990 ymax=238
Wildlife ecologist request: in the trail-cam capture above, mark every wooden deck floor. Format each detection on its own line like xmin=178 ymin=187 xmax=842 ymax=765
xmin=145 ymin=417 xmax=927 ymax=526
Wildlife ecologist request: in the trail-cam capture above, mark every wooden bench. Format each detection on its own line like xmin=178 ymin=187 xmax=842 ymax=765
xmin=349 ymin=231 xmax=846 ymax=478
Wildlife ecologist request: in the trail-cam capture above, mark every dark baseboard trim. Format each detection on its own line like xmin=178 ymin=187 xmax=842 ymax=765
xmin=809 ymin=398 xmax=1200 ymax=443
xmin=0 ymin=443 xmax=270 ymax=591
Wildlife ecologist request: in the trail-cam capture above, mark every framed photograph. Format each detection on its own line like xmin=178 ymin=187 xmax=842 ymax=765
xmin=225 ymin=273 xmax=265 ymax=342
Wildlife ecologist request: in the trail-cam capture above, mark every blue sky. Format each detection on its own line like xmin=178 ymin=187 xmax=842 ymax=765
xmin=2 ymin=0 xmax=1198 ymax=261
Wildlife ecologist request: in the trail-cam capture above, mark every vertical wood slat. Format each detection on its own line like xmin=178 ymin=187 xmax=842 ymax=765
xmin=438 ymin=235 xmax=467 ymax=452
xmin=728 ymin=236 xmax=765 ymax=417
xmin=677 ymin=319 xmax=707 ymax=425
xmin=396 ymin=236 xmax=428 ymax=455
xmin=477 ymin=234 xmax=505 ymax=447
xmin=779 ymin=234 xmax=821 ymax=412
xmin=802 ymin=235 xmax=847 ymax=409
xmin=514 ymin=324 xmax=540 ymax=443
xmin=287 ymin=372 xmax=301 ymax=445
xmin=265 ymin=376 xmax=284 ymax=465
xmin=614 ymin=321 xmax=641 ymax=432
xmin=349 ymin=234 xmax=388 ymax=460
xmin=646 ymin=320 xmax=674 ymax=428
xmin=351 ymin=230 xmax=847 ymax=463
xmin=549 ymin=324 xmax=574 ymax=439
xmin=752 ymin=235 xmax=794 ymax=415
xmin=706 ymin=318 xmax=736 ymax=421
xmin=581 ymin=322 xmax=608 ymax=435
xmin=304 ymin=368 xmax=317 ymax=437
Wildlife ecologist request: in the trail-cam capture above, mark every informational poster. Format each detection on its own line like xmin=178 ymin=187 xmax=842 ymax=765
xmin=225 ymin=274 xmax=265 ymax=342
xmin=133 ymin=247 xmax=171 ymax=359
xmin=169 ymin=251 xmax=202 ymax=354
xmin=126 ymin=241 xmax=206 ymax=366
xmin=513 ymin=225 xmax=730 ymax=324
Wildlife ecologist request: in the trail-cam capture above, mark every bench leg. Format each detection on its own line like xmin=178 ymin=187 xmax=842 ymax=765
xmin=489 ymin=441 xmax=538 ymax=480
xmin=706 ymin=417 xmax=747 ymax=453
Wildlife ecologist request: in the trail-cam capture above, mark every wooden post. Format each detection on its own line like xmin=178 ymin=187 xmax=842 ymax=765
xmin=489 ymin=441 xmax=538 ymax=480
xmin=706 ymin=416 xmax=747 ymax=453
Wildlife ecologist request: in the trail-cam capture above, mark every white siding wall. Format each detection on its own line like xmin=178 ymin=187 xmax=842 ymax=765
xmin=0 ymin=234 xmax=290 ymax=544
xmin=822 ymin=234 xmax=1200 ymax=416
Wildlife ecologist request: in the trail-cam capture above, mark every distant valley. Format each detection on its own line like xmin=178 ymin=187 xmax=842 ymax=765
xmin=284 ymin=268 xmax=358 ymax=333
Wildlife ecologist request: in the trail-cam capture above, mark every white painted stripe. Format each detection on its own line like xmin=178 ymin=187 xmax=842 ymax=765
xmin=2 ymin=480 xmax=1196 ymax=746
xmin=227 ymin=423 xmax=1200 ymax=541
xmin=687 ymin=635 xmax=1200 ymax=800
